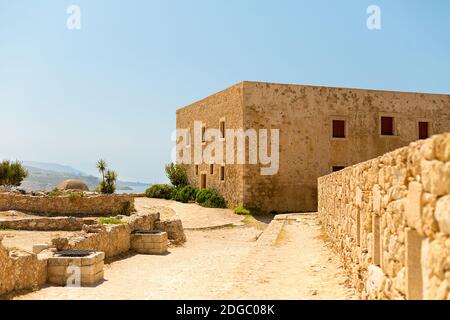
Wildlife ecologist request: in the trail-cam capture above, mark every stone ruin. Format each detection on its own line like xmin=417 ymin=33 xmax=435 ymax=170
xmin=0 ymin=198 xmax=186 ymax=296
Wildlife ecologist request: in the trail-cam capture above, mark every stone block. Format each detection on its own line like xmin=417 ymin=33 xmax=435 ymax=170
xmin=47 ymin=251 xmax=105 ymax=287
xmin=405 ymin=228 xmax=423 ymax=300
xmin=435 ymin=195 xmax=450 ymax=236
xmin=405 ymin=182 xmax=422 ymax=231
xmin=421 ymin=160 xmax=448 ymax=196
xmin=372 ymin=185 xmax=381 ymax=214
xmin=32 ymin=244 xmax=51 ymax=254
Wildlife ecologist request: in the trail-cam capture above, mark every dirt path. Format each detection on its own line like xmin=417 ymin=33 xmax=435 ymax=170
xmin=16 ymin=214 xmax=354 ymax=300
xmin=135 ymin=198 xmax=244 ymax=229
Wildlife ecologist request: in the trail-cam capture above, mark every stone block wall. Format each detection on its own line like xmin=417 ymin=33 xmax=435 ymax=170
xmin=0 ymin=217 xmax=97 ymax=231
xmin=318 ymin=133 xmax=450 ymax=300
xmin=0 ymin=193 xmax=135 ymax=217
xmin=0 ymin=237 xmax=47 ymax=296
xmin=53 ymin=213 xmax=160 ymax=258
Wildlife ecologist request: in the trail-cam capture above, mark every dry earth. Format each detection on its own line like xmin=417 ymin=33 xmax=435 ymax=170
xmin=15 ymin=199 xmax=355 ymax=300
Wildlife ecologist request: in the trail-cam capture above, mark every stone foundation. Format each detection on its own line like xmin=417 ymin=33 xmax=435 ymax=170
xmin=131 ymin=231 xmax=168 ymax=255
xmin=0 ymin=193 xmax=135 ymax=217
xmin=47 ymin=251 xmax=105 ymax=286
xmin=0 ymin=217 xmax=97 ymax=231
xmin=318 ymin=133 xmax=450 ymax=300
xmin=0 ymin=237 xmax=47 ymax=296
xmin=52 ymin=213 xmax=161 ymax=258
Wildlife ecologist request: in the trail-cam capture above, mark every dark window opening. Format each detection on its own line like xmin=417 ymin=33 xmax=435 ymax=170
xmin=210 ymin=164 xmax=214 ymax=175
xmin=418 ymin=122 xmax=429 ymax=140
xmin=332 ymin=120 xmax=346 ymax=138
xmin=220 ymin=166 xmax=225 ymax=181
xmin=380 ymin=117 xmax=394 ymax=136
xmin=202 ymin=127 xmax=206 ymax=142
xmin=220 ymin=121 xmax=225 ymax=139
xmin=195 ymin=165 xmax=199 ymax=175
xmin=332 ymin=166 xmax=345 ymax=172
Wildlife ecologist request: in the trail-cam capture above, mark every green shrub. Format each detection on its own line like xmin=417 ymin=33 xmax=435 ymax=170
xmin=195 ymin=188 xmax=227 ymax=208
xmin=47 ymin=188 xmax=64 ymax=197
xmin=172 ymin=185 xmax=198 ymax=203
xmin=203 ymin=193 xmax=227 ymax=208
xmin=234 ymin=204 xmax=251 ymax=215
xmin=165 ymin=163 xmax=188 ymax=187
xmin=68 ymin=192 xmax=83 ymax=203
xmin=195 ymin=188 xmax=216 ymax=204
xmin=98 ymin=217 xmax=123 ymax=225
xmin=145 ymin=184 xmax=173 ymax=199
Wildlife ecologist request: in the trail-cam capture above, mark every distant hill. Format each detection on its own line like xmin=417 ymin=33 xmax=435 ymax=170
xmin=22 ymin=161 xmax=85 ymax=176
xmin=19 ymin=162 xmax=149 ymax=193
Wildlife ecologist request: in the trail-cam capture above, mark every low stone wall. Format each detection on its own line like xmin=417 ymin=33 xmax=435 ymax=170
xmin=155 ymin=217 xmax=187 ymax=244
xmin=52 ymin=213 xmax=160 ymax=258
xmin=318 ymin=133 xmax=450 ymax=300
xmin=0 ymin=237 xmax=47 ymax=296
xmin=0 ymin=193 xmax=135 ymax=217
xmin=0 ymin=217 xmax=97 ymax=231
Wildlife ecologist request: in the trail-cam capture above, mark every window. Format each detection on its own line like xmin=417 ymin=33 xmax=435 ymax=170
xmin=418 ymin=121 xmax=429 ymax=140
xmin=380 ymin=116 xmax=394 ymax=136
xmin=220 ymin=120 xmax=225 ymax=139
xmin=332 ymin=120 xmax=346 ymax=138
xmin=210 ymin=164 xmax=214 ymax=175
xmin=332 ymin=166 xmax=345 ymax=172
xmin=220 ymin=166 xmax=225 ymax=181
xmin=185 ymin=131 xmax=191 ymax=147
xmin=202 ymin=126 xmax=206 ymax=143
xmin=195 ymin=165 xmax=199 ymax=175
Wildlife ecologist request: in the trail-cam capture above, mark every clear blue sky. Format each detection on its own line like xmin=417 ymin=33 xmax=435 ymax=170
xmin=0 ymin=0 xmax=449 ymax=183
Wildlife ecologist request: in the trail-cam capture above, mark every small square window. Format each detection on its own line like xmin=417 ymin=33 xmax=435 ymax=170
xmin=210 ymin=164 xmax=214 ymax=175
xmin=220 ymin=166 xmax=225 ymax=181
xmin=332 ymin=166 xmax=345 ymax=172
xmin=332 ymin=120 xmax=346 ymax=138
xmin=195 ymin=165 xmax=199 ymax=175
xmin=220 ymin=121 xmax=225 ymax=139
xmin=418 ymin=122 xmax=429 ymax=140
xmin=380 ymin=117 xmax=394 ymax=136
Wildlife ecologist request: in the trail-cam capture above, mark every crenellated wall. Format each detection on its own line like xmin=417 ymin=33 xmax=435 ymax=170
xmin=318 ymin=133 xmax=450 ymax=300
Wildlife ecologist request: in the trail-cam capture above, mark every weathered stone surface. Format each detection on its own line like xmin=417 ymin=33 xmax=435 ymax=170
xmin=155 ymin=217 xmax=187 ymax=244
xmin=0 ymin=237 xmax=47 ymax=296
xmin=0 ymin=217 xmax=96 ymax=231
xmin=435 ymin=196 xmax=450 ymax=236
xmin=318 ymin=134 xmax=450 ymax=300
xmin=405 ymin=182 xmax=422 ymax=231
xmin=0 ymin=193 xmax=135 ymax=217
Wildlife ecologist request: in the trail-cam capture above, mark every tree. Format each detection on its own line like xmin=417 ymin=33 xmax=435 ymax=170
xmin=96 ymin=159 xmax=107 ymax=184
xmin=165 ymin=163 xmax=188 ymax=187
xmin=0 ymin=160 xmax=28 ymax=190
xmin=95 ymin=160 xmax=117 ymax=194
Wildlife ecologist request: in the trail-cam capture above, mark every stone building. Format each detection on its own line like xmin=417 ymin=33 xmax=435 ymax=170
xmin=176 ymin=81 xmax=450 ymax=212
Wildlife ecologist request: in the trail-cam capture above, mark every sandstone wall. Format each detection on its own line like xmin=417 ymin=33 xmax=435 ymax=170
xmin=318 ymin=133 xmax=450 ymax=300
xmin=243 ymin=82 xmax=450 ymax=212
xmin=53 ymin=213 xmax=160 ymax=258
xmin=176 ymin=83 xmax=246 ymax=208
xmin=0 ymin=237 xmax=47 ymax=296
xmin=0 ymin=217 xmax=97 ymax=231
xmin=0 ymin=193 xmax=135 ymax=217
